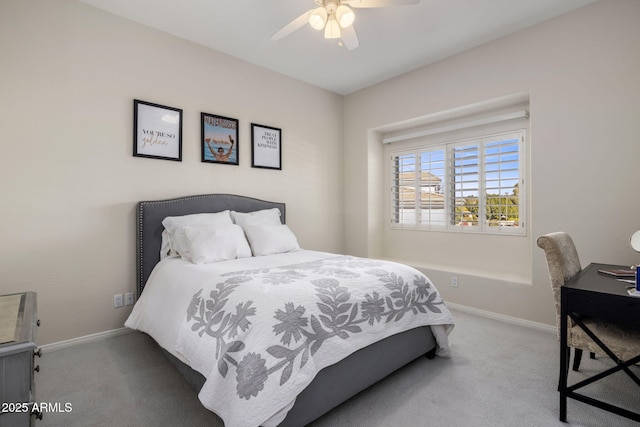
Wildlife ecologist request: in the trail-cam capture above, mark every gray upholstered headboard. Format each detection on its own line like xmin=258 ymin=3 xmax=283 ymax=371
xmin=136 ymin=194 xmax=286 ymax=295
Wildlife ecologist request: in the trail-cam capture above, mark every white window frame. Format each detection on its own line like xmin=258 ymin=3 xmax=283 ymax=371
xmin=390 ymin=129 xmax=526 ymax=235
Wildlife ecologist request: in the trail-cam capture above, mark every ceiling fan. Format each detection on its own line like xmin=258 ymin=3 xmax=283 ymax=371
xmin=271 ymin=0 xmax=420 ymax=50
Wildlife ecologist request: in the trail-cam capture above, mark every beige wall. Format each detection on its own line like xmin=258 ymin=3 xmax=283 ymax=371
xmin=0 ymin=0 xmax=344 ymax=345
xmin=2 ymin=0 xmax=639 ymax=345
xmin=344 ymin=0 xmax=640 ymax=326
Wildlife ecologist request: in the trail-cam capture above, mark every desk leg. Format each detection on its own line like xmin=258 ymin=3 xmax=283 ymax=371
xmin=559 ymin=288 xmax=568 ymax=422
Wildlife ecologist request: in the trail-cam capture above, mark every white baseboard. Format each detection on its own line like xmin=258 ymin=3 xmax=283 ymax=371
xmin=41 ymin=327 xmax=133 ymax=353
xmin=447 ymin=302 xmax=556 ymax=334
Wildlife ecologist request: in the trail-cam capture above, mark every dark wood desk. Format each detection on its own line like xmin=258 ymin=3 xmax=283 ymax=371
xmin=560 ymin=263 xmax=640 ymax=422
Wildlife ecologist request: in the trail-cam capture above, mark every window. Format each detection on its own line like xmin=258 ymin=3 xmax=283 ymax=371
xmin=391 ymin=130 xmax=525 ymax=234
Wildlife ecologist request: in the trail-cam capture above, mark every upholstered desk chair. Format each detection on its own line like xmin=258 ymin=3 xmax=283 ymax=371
xmin=537 ymin=232 xmax=640 ymax=372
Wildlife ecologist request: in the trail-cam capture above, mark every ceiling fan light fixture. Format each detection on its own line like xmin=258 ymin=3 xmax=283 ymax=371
xmin=309 ymin=7 xmax=328 ymax=30
xmin=336 ymin=5 xmax=355 ymax=28
xmin=324 ymin=16 xmax=341 ymax=39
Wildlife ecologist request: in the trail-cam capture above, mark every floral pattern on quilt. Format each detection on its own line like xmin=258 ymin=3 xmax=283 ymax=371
xmin=185 ymin=256 xmax=446 ymax=400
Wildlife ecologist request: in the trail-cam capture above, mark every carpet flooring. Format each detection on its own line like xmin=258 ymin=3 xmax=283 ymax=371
xmin=36 ymin=309 xmax=640 ymax=426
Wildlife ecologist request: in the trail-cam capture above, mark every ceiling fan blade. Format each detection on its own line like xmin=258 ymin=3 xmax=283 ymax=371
xmin=341 ymin=25 xmax=359 ymax=50
xmin=271 ymin=11 xmax=311 ymax=41
xmin=343 ymin=0 xmax=419 ymax=8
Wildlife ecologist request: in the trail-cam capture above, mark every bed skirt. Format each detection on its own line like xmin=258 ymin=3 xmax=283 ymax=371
xmin=160 ymin=325 xmax=436 ymax=426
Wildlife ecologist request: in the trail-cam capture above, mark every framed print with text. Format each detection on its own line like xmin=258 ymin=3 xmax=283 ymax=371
xmin=133 ymin=99 xmax=182 ymax=161
xmin=201 ymin=113 xmax=239 ymax=165
xmin=251 ymin=123 xmax=281 ymax=170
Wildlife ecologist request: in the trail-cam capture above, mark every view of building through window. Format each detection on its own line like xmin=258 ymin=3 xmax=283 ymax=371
xmin=391 ymin=130 xmax=524 ymax=234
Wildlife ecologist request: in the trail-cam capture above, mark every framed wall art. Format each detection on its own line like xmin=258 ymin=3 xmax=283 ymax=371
xmin=251 ymin=123 xmax=281 ymax=170
xmin=201 ymin=113 xmax=239 ymax=165
xmin=133 ymin=99 xmax=182 ymax=161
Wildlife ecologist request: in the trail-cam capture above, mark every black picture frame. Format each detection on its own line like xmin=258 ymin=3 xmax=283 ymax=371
xmin=133 ymin=99 xmax=182 ymax=161
xmin=251 ymin=123 xmax=282 ymax=170
xmin=201 ymin=113 xmax=239 ymax=165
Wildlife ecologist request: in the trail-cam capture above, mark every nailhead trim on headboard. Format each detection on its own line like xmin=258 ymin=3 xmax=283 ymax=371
xmin=136 ymin=194 xmax=286 ymax=296
xmin=137 ymin=203 xmax=145 ymax=296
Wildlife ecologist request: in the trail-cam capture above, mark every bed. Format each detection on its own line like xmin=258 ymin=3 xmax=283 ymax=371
xmin=126 ymin=194 xmax=454 ymax=427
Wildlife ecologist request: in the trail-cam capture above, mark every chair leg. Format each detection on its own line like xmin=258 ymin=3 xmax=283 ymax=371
xmin=572 ymin=348 xmax=583 ymax=371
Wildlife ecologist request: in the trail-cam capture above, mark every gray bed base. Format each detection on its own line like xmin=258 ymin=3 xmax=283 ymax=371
xmin=137 ymin=194 xmax=437 ymax=427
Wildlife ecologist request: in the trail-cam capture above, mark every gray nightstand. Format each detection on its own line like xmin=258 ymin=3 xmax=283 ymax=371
xmin=0 ymin=292 xmax=41 ymax=426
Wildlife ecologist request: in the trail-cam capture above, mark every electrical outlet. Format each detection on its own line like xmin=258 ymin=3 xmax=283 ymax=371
xmin=451 ymin=276 xmax=458 ymax=287
xmin=125 ymin=292 xmax=135 ymax=306
xmin=113 ymin=294 xmax=123 ymax=308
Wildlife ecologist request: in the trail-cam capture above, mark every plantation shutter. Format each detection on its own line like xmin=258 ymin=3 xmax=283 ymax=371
xmin=419 ymin=149 xmax=446 ymax=226
xmin=484 ymin=132 xmax=522 ymax=230
xmin=391 ymin=152 xmax=418 ymax=225
xmin=451 ymin=143 xmax=480 ymax=227
xmin=390 ymin=129 xmax=524 ymax=234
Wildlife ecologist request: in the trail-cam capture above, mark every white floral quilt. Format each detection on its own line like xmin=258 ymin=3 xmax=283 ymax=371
xmin=168 ymin=252 xmax=454 ymax=427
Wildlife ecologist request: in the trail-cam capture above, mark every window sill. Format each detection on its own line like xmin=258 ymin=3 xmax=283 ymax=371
xmin=376 ymin=256 xmax=532 ymax=286
xmin=390 ymin=224 xmax=526 ymax=236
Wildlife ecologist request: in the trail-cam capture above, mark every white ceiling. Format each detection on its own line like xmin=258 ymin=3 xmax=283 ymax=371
xmin=77 ymin=0 xmax=596 ymax=95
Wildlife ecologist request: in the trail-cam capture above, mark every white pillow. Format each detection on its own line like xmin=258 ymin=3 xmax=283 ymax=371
xmin=243 ymin=224 xmax=301 ymax=256
xmin=231 ymin=208 xmax=281 ymax=227
xmin=183 ymin=224 xmax=252 ymax=264
xmin=160 ymin=229 xmax=172 ymax=260
xmin=162 ymin=211 xmax=233 ymax=258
